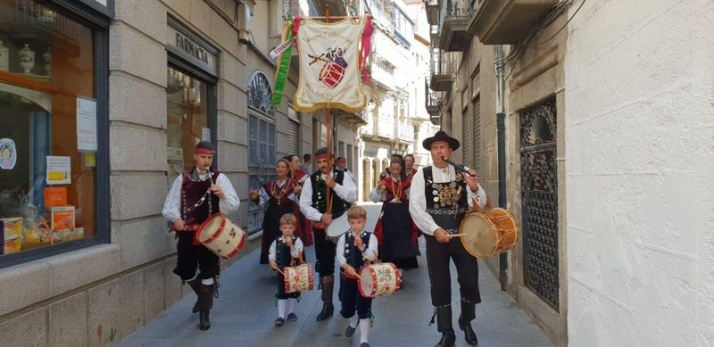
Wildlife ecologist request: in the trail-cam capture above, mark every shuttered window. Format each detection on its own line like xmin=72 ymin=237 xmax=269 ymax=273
xmin=472 ymin=97 xmax=482 ymax=174
xmin=286 ymin=119 xmax=299 ymax=155
xmin=462 ymin=106 xmax=473 ymax=168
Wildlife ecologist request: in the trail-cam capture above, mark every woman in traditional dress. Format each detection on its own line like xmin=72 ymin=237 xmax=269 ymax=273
xmin=370 ymin=157 xmax=419 ymax=269
xmin=284 ymin=154 xmax=312 ymax=247
xmin=405 ymin=154 xmax=418 ymax=179
xmin=249 ymin=158 xmax=303 ymax=264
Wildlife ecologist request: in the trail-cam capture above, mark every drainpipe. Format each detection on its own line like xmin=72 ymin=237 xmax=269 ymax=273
xmin=495 ymin=44 xmax=508 ymax=291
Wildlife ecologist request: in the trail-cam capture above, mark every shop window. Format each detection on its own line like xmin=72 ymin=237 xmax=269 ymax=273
xmin=166 ymin=66 xmax=209 ymax=181
xmin=0 ymin=0 xmax=102 ymax=259
xmin=247 ymin=71 xmax=274 ymax=234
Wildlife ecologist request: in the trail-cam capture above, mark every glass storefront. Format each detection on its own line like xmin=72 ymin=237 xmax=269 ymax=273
xmin=0 ymin=0 xmax=104 ymax=259
xmin=166 ymin=66 xmax=209 ymax=181
xmin=165 ymin=16 xmax=218 ymax=182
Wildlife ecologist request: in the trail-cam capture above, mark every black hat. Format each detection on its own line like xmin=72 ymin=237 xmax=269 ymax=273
xmin=422 ymin=131 xmax=460 ymax=151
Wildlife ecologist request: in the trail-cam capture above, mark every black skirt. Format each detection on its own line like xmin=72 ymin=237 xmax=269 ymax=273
xmin=380 ymin=202 xmax=419 ymax=269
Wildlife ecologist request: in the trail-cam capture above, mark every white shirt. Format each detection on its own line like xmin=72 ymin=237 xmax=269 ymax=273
xmin=408 ymin=166 xmax=487 ymax=236
xmin=268 ymin=237 xmax=304 ymax=262
xmin=162 ymin=169 xmax=241 ymax=222
xmin=298 ymin=171 xmax=357 ymax=222
xmin=335 ymin=230 xmax=379 ymax=267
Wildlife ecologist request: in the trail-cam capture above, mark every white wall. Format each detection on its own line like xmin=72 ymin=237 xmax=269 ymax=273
xmin=564 ymin=1 xmax=714 ymax=346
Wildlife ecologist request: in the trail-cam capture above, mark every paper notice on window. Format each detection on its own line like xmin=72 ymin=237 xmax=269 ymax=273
xmin=202 ymin=128 xmax=211 ymax=142
xmin=77 ymin=97 xmax=98 ymax=152
xmin=47 ymin=156 xmax=71 ymax=185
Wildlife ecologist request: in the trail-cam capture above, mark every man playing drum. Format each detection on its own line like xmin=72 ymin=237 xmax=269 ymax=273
xmin=408 ymin=131 xmax=487 ymax=347
xmin=162 ymin=141 xmax=240 ymax=331
xmin=299 ymin=147 xmax=357 ymax=321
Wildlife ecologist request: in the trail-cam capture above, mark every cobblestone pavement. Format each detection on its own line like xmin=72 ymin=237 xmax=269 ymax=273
xmin=119 ymin=203 xmax=554 ymax=347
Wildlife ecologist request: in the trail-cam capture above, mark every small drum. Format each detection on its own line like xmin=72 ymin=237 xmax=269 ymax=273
xmin=283 ymin=263 xmax=314 ymax=293
xmin=326 ymin=214 xmax=350 ymax=243
xmin=459 ymin=208 xmax=520 ymax=258
xmin=319 ymin=61 xmax=345 ymax=88
xmin=358 ymin=262 xmax=401 ymax=298
xmin=195 ymin=214 xmax=247 ymax=259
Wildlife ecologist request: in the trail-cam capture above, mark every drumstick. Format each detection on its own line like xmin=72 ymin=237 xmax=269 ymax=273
xmin=447 ymin=233 xmax=466 ymax=238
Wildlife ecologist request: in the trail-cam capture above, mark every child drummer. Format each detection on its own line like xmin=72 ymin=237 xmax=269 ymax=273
xmin=336 ymin=205 xmax=379 ymax=347
xmin=268 ymin=213 xmax=304 ymax=326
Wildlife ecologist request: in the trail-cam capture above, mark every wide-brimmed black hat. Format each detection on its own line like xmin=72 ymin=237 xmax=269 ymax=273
xmin=422 ymin=130 xmax=460 ymax=150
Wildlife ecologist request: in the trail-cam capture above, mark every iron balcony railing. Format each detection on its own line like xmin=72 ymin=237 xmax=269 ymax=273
xmin=425 ymin=77 xmax=440 ymax=107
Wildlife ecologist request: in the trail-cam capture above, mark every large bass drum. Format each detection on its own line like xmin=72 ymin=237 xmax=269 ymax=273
xmin=326 ymin=214 xmax=350 ymax=243
xmin=459 ymin=208 xmax=520 ymax=258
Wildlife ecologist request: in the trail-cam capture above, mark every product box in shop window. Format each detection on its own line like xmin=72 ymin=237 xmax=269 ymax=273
xmin=51 ymin=206 xmax=75 ymax=234
xmin=2 ymin=217 xmax=23 ymax=255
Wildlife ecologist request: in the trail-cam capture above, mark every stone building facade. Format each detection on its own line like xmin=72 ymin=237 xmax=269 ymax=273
xmin=0 ymin=0 xmax=351 ymax=345
xmin=427 ymin=0 xmax=714 ymax=346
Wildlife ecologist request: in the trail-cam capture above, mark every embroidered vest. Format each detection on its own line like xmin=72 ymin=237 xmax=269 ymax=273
xmin=423 ymin=166 xmax=468 ymax=233
xmin=263 ymin=179 xmax=297 ymax=207
xmin=310 ymin=169 xmax=347 ymax=219
xmin=342 ymin=230 xmax=372 ymax=270
xmin=181 ymin=169 xmax=221 ymax=226
xmin=275 ymin=235 xmax=298 ymax=268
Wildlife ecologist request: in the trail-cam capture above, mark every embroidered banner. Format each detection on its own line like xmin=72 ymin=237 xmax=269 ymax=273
xmin=294 ymin=17 xmax=367 ymax=113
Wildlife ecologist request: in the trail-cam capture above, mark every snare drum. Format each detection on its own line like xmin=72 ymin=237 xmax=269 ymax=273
xmin=195 ymin=214 xmax=247 ymax=259
xmin=459 ymin=208 xmax=520 ymax=258
xmin=358 ymin=262 xmax=401 ymax=298
xmin=283 ymin=263 xmax=314 ymax=293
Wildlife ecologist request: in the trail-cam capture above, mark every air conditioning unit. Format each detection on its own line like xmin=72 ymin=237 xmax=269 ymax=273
xmin=238 ymin=29 xmax=251 ymax=44
xmin=237 ymin=0 xmax=255 ymax=44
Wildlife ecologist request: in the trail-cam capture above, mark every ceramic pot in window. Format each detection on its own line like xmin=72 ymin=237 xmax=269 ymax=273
xmin=0 ymin=41 xmax=8 ymax=71
xmin=18 ymin=44 xmax=35 ymax=74
xmin=43 ymin=47 xmax=51 ymax=76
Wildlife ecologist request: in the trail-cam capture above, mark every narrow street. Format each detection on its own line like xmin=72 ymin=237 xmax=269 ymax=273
xmin=119 ymin=204 xmax=553 ymax=347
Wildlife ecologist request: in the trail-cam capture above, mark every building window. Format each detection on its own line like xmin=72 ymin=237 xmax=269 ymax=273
xmin=247 ymin=71 xmax=275 ymax=234
xmin=0 ymin=0 xmax=107 ymax=264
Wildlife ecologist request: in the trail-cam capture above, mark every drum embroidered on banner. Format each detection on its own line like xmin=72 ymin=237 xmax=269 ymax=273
xmin=294 ymin=18 xmax=367 ymax=113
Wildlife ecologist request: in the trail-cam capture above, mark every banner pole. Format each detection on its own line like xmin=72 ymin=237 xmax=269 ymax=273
xmin=326 ymin=107 xmax=333 ymax=215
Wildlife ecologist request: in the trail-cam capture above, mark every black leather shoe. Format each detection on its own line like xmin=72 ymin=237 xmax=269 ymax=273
xmin=435 ymin=332 xmax=455 ymax=347
xmin=345 ymin=319 xmax=360 ymax=337
xmin=199 ymin=310 xmax=211 ymax=331
xmin=316 ymin=302 xmax=334 ymax=321
xmin=287 ymin=313 xmax=298 ymax=322
xmin=459 ymin=320 xmax=478 ymax=345
xmin=274 ymin=317 xmax=285 ymax=326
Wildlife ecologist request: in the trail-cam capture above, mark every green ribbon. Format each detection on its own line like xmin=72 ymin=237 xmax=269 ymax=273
xmin=272 ymin=19 xmax=293 ymax=106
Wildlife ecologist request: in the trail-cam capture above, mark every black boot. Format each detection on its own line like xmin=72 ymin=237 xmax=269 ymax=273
xmin=197 ymin=284 xmax=214 ymax=331
xmin=186 ymin=278 xmax=201 ymax=313
xmin=458 ymin=300 xmax=478 ymax=346
xmin=435 ymin=305 xmax=456 ymax=347
xmin=316 ymin=276 xmax=334 ymax=321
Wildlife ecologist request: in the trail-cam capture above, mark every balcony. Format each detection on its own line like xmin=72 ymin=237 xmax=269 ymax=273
xmin=334 ymin=108 xmax=368 ymax=126
xmin=425 ymin=0 xmax=440 ymax=25
xmin=438 ymin=0 xmax=473 ymax=52
xmin=467 ymin=0 xmax=559 ymax=44
xmin=430 ymin=114 xmax=441 ymax=126
xmin=429 ymin=47 xmax=453 ymax=92
xmin=425 ymin=78 xmax=440 ymax=116
xmin=397 ymin=123 xmax=414 ymax=143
